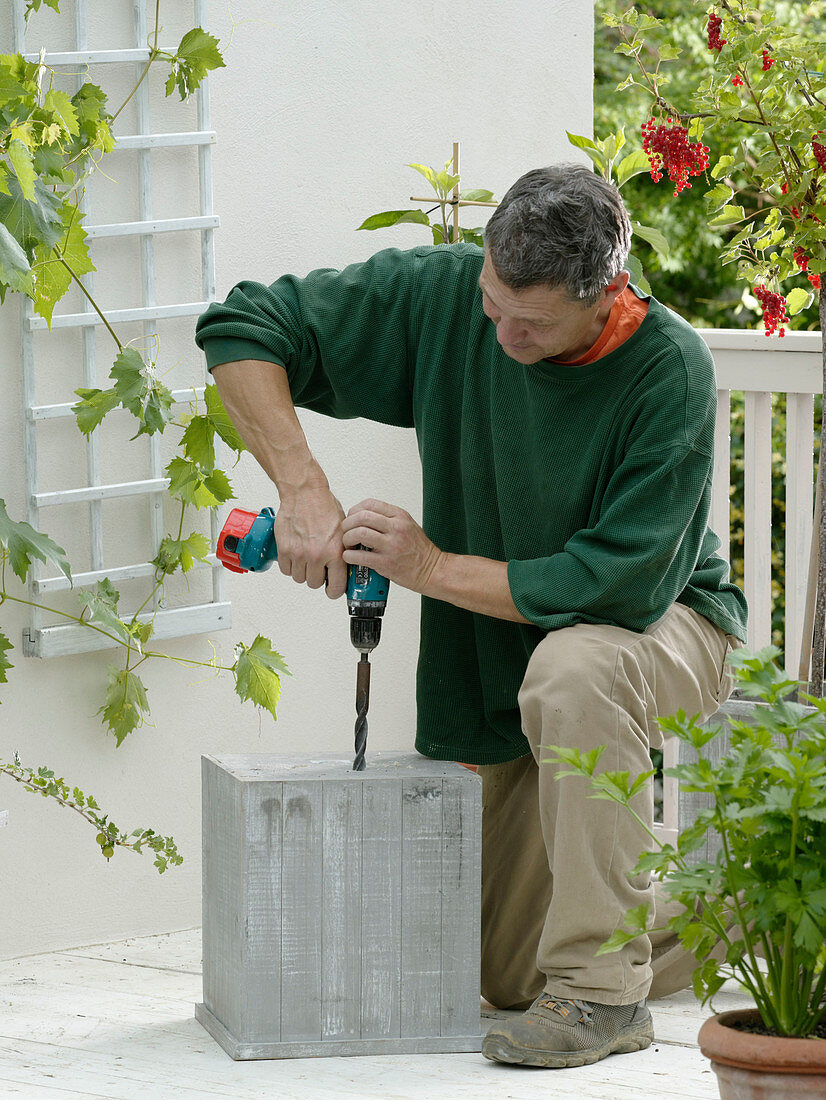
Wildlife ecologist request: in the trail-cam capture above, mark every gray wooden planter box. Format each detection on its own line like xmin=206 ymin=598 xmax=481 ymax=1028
xmin=196 ymin=752 xmax=483 ymax=1060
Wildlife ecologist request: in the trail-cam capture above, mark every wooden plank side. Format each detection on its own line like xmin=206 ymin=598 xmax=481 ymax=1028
xmin=785 ymin=392 xmax=815 ymax=677
xmin=712 ymin=389 xmax=731 ymax=563
xmin=200 ymin=757 xmax=243 ymax=1038
xmin=400 ymin=779 xmax=443 ymax=1038
xmin=360 ymin=777 xmax=402 ymax=1039
xmin=440 ymin=776 xmax=482 ymax=1037
xmin=321 ymin=780 xmax=362 ymax=1040
xmin=280 ymin=780 xmax=323 ymax=1042
xmin=239 ymin=781 xmax=282 ymax=1044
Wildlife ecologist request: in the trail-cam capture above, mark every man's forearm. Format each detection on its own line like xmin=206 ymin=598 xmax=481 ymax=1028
xmin=425 ymin=552 xmax=532 ymax=625
xmin=210 ymin=359 xmax=327 ymax=502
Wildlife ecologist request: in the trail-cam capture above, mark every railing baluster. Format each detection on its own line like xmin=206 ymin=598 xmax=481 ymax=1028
xmin=785 ymin=393 xmax=815 ymax=675
xmin=713 ymin=389 xmax=732 ymax=562
xmin=744 ymin=391 xmax=774 ymax=649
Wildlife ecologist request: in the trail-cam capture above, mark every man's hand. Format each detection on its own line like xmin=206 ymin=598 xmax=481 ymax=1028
xmin=275 ymin=485 xmax=348 ymax=598
xmin=341 ymin=499 xmax=445 ymax=594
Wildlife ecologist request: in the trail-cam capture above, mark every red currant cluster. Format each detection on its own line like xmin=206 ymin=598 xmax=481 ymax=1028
xmin=641 ymin=119 xmax=710 ymax=196
xmin=754 ymin=284 xmax=789 ymax=337
xmin=793 ymin=249 xmax=822 ymax=290
xmin=707 ymin=13 xmax=727 ymax=51
xmin=813 ymin=140 xmax=826 ymax=173
xmin=761 ymin=50 xmax=774 ymax=70
xmin=732 ymin=73 xmax=744 ymax=86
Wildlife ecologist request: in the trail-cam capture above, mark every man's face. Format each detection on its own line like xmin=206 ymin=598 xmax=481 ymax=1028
xmin=478 ymin=254 xmax=616 ymax=365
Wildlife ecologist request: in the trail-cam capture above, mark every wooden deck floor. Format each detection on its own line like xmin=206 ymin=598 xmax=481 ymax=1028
xmin=0 ymin=929 xmax=748 ymax=1098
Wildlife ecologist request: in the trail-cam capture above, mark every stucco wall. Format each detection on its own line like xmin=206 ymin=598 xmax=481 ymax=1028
xmin=0 ymin=0 xmax=593 ymax=958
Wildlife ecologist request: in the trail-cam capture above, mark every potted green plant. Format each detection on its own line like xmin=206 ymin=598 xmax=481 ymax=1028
xmin=547 ymin=646 xmax=826 ymax=1098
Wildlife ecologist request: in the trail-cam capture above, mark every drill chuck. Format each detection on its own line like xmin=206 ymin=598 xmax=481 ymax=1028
xmin=349 ymin=613 xmax=383 ymax=653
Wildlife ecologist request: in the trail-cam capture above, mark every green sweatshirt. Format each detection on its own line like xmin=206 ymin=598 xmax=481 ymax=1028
xmin=196 ymin=243 xmax=748 ymax=764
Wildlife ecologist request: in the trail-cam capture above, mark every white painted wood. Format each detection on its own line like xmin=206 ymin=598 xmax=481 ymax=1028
xmin=712 ymin=389 xmax=731 ymax=562
xmin=33 ymin=554 xmax=219 ymax=594
xmin=21 ymin=48 xmax=175 ymax=64
xmin=29 ymin=386 xmax=206 ymax=420
xmin=84 ymin=215 xmax=220 ymax=239
xmin=360 ymin=777 xmax=402 ymax=1039
xmin=321 ymin=780 xmax=362 ymax=1040
xmin=0 ymin=929 xmax=753 ymax=1100
xmin=653 ymin=736 xmax=680 ymax=849
xmin=0 ymin=810 xmax=8 ymax=828
xmin=114 ymin=130 xmax=217 ymax=150
xmin=33 ymin=477 xmax=170 ymax=507
xmin=743 ymin=391 xmax=774 ymax=649
xmin=785 ymin=392 xmax=815 ymax=675
xmin=23 ymin=601 xmax=231 ymax=658
xmin=25 ymin=300 xmax=211 ymax=331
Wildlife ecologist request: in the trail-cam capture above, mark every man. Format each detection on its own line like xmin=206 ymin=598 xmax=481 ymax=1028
xmin=195 ymin=164 xmax=747 ymax=1069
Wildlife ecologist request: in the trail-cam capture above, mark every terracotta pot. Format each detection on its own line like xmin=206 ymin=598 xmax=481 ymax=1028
xmin=698 ymin=1009 xmax=826 ymax=1099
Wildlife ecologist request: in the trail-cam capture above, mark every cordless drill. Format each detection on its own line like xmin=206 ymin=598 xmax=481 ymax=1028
xmin=217 ymin=506 xmax=389 ymax=769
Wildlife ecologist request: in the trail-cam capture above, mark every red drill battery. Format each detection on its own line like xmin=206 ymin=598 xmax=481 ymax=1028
xmin=216 ymin=507 xmax=259 ymax=573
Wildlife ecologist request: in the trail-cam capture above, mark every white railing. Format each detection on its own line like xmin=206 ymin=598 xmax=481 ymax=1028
xmin=657 ymin=326 xmax=822 ymax=845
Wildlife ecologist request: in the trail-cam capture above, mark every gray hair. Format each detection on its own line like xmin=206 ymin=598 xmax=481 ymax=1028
xmin=484 ymin=164 xmax=632 ymax=306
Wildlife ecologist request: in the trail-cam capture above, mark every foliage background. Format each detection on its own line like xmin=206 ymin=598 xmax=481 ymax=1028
xmin=595 ymin=0 xmax=826 ymax=653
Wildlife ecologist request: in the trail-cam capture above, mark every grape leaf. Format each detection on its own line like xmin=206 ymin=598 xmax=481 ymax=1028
xmin=0 ymin=630 xmax=13 ymax=688
xmin=181 ymin=415 xmax=215 ymax=469
xmin=153 ymin=532 xmax=210 ymax=575
xmin=97 ymin=666 xmax=150 ymax=746
xmin=0 ymin=497 xmax=72 ymax=583
xmin=234 ymin=635 xmax=290 ymax=719
xmin=0 ymin=175 xmax=64 ymax=257
xmin=7 ymin=139 xmax=36 ymax=201
xmin=204 ymin=383 xmax=245 ymax=453
xmin=33 ymin=203 xmax=95 ymax=326
xmin=0 ymin=221 xmax=34 ymax=296
xmin=78 ymin=579 xmax=137 ymax=650
xmin=110 ymin=346 xmax=174 ymax=436
xmin=72 ymin=386 xmax=119 ymax=434
xmin=25 ymin=0 xmax=62 ymax=15
xmin=164 ymin=28 xmax=225 ymax=101
xmin=43 ymin=88 xmax=79 ymax=137
xmin=165 ymin=458 xmax=232 ymax=509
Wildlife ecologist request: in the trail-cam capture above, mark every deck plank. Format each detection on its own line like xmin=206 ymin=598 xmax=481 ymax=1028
xmin=0 ymin=930 xmax=750 ymax=1099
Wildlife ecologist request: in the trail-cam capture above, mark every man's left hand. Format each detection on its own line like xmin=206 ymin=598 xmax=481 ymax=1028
xmin=341 ymin=499 xmax=445 ymax=594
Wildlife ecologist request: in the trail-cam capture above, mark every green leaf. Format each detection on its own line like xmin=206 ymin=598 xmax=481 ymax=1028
xmin=153 ymin=531 xmax=210 ymax=575
xmin=110 ymin=347 xmax=174 ymax=436
xmin=0 ymin=175 xmax=64 ymax=256
xmin=234 ymin=634 xmax=291 ymax=719
xmin=565 ymin=131 xmax=608 ymax=173
xmin=356 ymin=209 xmax=431 ymax=231
xmin=0 ymin=497 xmax=71 ymax=584
xmin=7 ymin=139 xmax=36 ymax=201
xmin=33 ymin=203 xmax=94 ymax=326
xmin=631 ymin=220 xmax=669 ymax=259
xmin=0 ymin=631 xmax=13 ymax=688
xmin=72 ymin=387 xmax=119 ymax=434
xmin=0 ymin=220 xmax=34 ymax=295
xmin=181 ymin=415 xmax=214 ymax=469
xmin=78 ymin=578 xmax=140 ymax=650
xmin=711 ymin=155 xmax=735 ymax=180
xmin=165 ymin=458 xmax=232 ymax=509
xmin=708 ymin=204 xmax=746 ymax=227
xmin=43 ymin=88 xmax=79 ymax=137
xmin=25 ymin=0 xmax=61 ymax=14
xmin=786 ymin=287 xmax=813 ymax=315
xmin=616 ymin=149 xmax=651 ymax=187
xmin=97 ymin=666 xmax=150 ymax=746
xmin=204 ymin=382 xmax=245 ymax=453
xmin=407 ymin=163 xmax=439 ymax=190
xmin=165 ymin=27 xmax=226 ymax=101
xmin=625 ymin=252 xmax=651 ymax=295
xmin=460 ymin=189 xmax=495 ymax=202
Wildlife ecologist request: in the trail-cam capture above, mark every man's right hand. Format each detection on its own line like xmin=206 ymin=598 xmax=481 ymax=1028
xmin=274 ymin=485 xmax=348 ymax=599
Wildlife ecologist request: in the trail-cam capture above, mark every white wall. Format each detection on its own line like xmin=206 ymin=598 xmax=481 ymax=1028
xmin=0 ymin=0 xmax=594 ymax=958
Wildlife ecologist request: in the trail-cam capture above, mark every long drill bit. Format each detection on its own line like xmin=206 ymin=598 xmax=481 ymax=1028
xmin=353 ymin=652 xmax=370 ymax=771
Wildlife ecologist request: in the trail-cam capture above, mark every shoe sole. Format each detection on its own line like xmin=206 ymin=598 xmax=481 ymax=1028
xmin=481 ymin=1021 xmax=654 ymax=1069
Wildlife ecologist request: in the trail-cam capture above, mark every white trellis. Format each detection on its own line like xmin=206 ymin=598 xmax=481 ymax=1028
xmin=13 ymin=0 xmax=229 ymax=658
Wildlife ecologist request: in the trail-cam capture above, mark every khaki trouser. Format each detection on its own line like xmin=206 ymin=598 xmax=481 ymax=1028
xmin=479 ymin=602 xmax=739 ymax=1009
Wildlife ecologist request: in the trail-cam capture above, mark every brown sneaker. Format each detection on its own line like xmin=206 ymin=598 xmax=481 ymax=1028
xmin=481 ymin=993 xmax=654 ymax=1068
